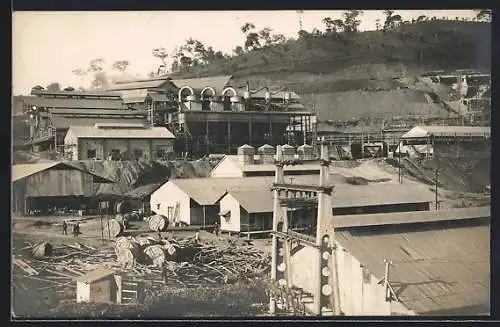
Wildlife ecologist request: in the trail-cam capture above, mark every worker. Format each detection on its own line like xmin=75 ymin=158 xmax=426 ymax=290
xmin=161 ymin=262 xmax=168 ymax=284
xmin=195 ymin=231 xmax=200 ymax=243
xmin=214 ymin=221 xmax=220 ymax=239
xmin=72 ymin=223 xmax=78 ymax=237
xmin=62 ymin=220 xmax=67 ymax=235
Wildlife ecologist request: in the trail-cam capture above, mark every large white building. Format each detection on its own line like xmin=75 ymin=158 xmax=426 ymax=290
xmin=64 ymin=123 xmax=175 ymax=161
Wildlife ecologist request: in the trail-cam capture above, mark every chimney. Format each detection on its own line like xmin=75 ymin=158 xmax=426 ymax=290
xmin=281 ymin=144 xmax=296 ymax=161
xmin=258 ymin=144 xmax=275 ymax=164
xmin=237 ymin=144 xmax=255 ymax=165
xmin=297 ymin=144 xmax=314 ymax=161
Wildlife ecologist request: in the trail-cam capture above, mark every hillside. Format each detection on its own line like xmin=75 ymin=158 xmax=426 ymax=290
xmin=170 ymin=20 xmax=490 ymax=123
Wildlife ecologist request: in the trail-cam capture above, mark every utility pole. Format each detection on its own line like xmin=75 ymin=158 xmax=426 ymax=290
xmin=434 ymin=168 xmax=439 ymax=210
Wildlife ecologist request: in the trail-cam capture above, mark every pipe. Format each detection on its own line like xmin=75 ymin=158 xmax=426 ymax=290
xmin=221 ymin=87 xmax=237 ymax=97
xmin=178 ymin=86 xmax=194 ymax=103
xmin=200 ymin=87 xmax=216 ymax=98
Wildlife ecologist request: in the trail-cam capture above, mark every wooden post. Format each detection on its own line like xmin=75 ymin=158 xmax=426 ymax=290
xmin=206 ymin=115 xmax=209 ymax=155
xmin=383 ymin=260 xmax=391 ymax=301
xmin=203 ymin=205 xmax=206 ymax=229
xmin=434 ymin=168 xmax=439 ymax=210
xmin=248 ymin=114 xmax=252 ymax=145
xmin=227 ymin=118 xmax=231 ymax=154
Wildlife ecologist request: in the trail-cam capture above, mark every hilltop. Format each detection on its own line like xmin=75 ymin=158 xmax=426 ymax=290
xmin=169 ymin=20 xmax=491 ymax=122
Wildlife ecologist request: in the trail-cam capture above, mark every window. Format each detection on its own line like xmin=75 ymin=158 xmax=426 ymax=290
xmin=87 ymin=149 xmax=96 ymax=159
xmin=110 ymin=149 xmax=120 ymax=160
xmin=134 ymin=149 xmax=144 ymax=160
xmin=156 ymin=149 xmax=167 ymax=160
xmin=202 ymin=99 xmax=211 ymax=111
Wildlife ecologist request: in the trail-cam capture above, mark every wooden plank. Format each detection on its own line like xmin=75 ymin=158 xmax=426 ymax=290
xmin=13 ymin=259 xmax=39 ymax=276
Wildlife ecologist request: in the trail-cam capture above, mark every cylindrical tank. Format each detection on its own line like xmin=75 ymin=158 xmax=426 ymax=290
xmin=230 ymin=96 xmax=244 ymax=112
xmin=32 ymin=242 xmax=53 ymax=259
xmin=281 ymin=144 xmax=296 ymax=161
xmin=297 ymin=144 xmax=315 ymax=160
xmin=237 ymin=144 xmax=255 ymax=165
xmin=258 ymin=144 xmax=275 ymax=164
xmin=210 ymin=96 xmax=224 ymax=112
xmin=149 ymin=214 xmax=169 ymax=232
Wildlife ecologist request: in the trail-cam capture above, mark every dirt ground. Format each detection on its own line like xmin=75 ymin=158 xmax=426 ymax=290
xmin=11 ymin=216 xmax=272 ymax=318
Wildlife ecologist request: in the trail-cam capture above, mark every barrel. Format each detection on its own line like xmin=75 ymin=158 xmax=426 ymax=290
xmin=148 ymin=214 xmax=169 ymax=232
xmin=32 ymin=242 xmax=53 ymax=259
xmin=136 ymin=236 xmax=156 ymax=248
xmin=115 ymin=214 xmax=130 ymax=229
xmin=108 ymin=219 xmax=123 ymax=238
xmin=115 ymin=237 xmax=142 ymax=268
xmin=144 ymin=245 xmax=167 ymax=267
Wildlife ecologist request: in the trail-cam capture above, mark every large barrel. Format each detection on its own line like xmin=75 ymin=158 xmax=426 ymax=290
xmin=148 ymin=215 xmax=169 ymax=232
xmin=115 ymin=214 xmax=130 ymax=229
xmin=32 ymin=242 xmax=53 ymax=259
xmin=108 ymin=219 xmax=123 ymax=238
xmin=143 ymin=245 xmax=167 ymax=267
xmin=115 ymin=237 xmax=142 ymax=268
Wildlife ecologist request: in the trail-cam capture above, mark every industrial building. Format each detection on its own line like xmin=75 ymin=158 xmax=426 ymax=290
xmin=150 ymin=174 xmax=434 ymax=228
xmin=217 ymin=182 xmax=435 ymax=234
xmin=268 ymin=143 xmax=490 ymax=316
xmin=21 ymin=89 xmax=145 ymax=153
xmin=210 ymin=144 xmax=319 ymax=178
xmin=11 ymin=161 xmax=114 ymax=215
xmin=64 ymin=123 xmax=175 ymax=161
xmin=107 ymin=75 xmax=317 ymax=156
xmin=397 ymin=125 xmax=491 ymax=157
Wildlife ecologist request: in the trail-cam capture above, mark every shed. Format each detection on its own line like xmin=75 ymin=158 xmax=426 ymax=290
xmin=401 ymin=126 xmax=491 ymax=140
xmin=217 ymin=181 xmax=436 ymax=233
xmin=11 ymin=162 xmax=114 ymax=215
xmin=75 ymin=269 xmax=120 ymax=304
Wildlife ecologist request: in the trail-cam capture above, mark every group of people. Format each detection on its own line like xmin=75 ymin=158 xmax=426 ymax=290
xmin=62 ymin=220 xmax=81 ymax=237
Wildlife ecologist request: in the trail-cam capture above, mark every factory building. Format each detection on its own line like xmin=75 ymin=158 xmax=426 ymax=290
xmin=397 ymin=125 xmax=491 ymax=158
xmin=268 ymin=144 xmax=490 ymax=316
xmin=64 ymin=123 xmax=175 ymax=161
xmin=107 ymin=75 xmax=317 ymax=156
xmin=217 ymin=182 xmax=435 ymax=234
xmin=21 ymin=89 xmax=145 ymax=153
xmin=150 ymin=175 xmax=434 ymax=228
xmin=11 ymin=162 xmax=114 ymax=215
xmin=210 ymin=144 xmax=319 ymax=178
xmin=288 ymin=207 xmax=490 ymax=316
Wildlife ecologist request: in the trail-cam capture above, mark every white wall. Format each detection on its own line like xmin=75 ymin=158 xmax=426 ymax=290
xmin=219 ymin=193 xmax=242 ymax=232
xmin=287 ymin=241 xmax=415 ymax=316
xmin=76 ymin=282 xmax=91 ymax=303
xmin=149 ymin=182 xmax=191 ymax=225
xmin=210 ymin=157 xmax=244 ymax=178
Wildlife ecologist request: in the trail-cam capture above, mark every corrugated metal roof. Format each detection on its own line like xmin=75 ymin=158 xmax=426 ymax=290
xmin=74 ymin=268 xmax=115 ymax=283
xmin=123 ymin=97 xmax=147 ymax=104
xmin=220 ymin=182 xmax=435 ymax=213
xmin=402 ymin=126 xmax=491 ymax=138
xmin=336 ymin=219 xmax=490 ymax=315
xmin=125 ymin=183 xmax=163 ymax=199
xmin=25 ymin=97 xmax=125 ymax=110
xmin=65 ymin=125 xmax=175 ymax=140
xmin=51 ymin=116 xmax=145 ymax=129
xmin=31 ymin=90 xmax=123 ymax=98
xmin=50 ymin=108 xmax=140 ymax=115
xmin=170 ymin=75 xmax=232 ymax=95
xmin=333 ymin=206 xmax=490 ymax=229
xmin=12 ymin=162 xmax=114 ymax=183
xmin=147 ymin=93 xmax=169 ymax=102
xmin=107 ymin=79 xmax=171 ymax=91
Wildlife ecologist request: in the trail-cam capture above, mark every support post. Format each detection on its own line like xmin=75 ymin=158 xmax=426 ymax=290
xmin=206 ymin=115 xmax=209 ymax=155
xmin=227 ymin=118 xmax=231 ymax=154
xmin=203 ymin=205 xmax=206 ymax=228
xmin=434 ymin=168 xmax=439 ymax=210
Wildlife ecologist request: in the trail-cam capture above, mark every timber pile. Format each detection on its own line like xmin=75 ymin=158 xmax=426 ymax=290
xmin=108 ymin=219 xmax=123 ymax=238
xmin=32 ymin=242 xmax=53 ymax=259
xmin=148 ymin=215 xmax=169 ymax=232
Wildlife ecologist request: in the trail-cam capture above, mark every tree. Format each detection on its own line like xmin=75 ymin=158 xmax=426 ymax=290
xmin=152 ymin=48 xmax=168 ymax=66
xmin=416 ymin=15 xmax=426 ymax=23
xmin=241 ymin=22 xmax=256 ymax=34
xmin=475 ymin=9 xmax=492 ymax=22
xmin=233 ymin=45 xmax=245 ymax=56
xmin=87 ymin=58 xmax=108 ymax=90
xmin=64 ymin=86 xmax=75 ymax=91
xmin=46 ymin=82 xmax=61 ymax=92
xmin=111 ymin=60 xmax=130 ymax=73
xmin=375 ymin=18 xmax=382 ymax=31
xmin=72 ymin=68 xmax=87 ymax=89
xmin=342 ymin=10 xmax=363 ymax=34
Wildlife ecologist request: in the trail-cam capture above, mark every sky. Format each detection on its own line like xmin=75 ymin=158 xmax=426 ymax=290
xmin=12 ymin=10 xmax=478 ymax=95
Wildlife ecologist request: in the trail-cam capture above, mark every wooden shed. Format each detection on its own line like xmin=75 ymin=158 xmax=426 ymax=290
xmin=75 ymin=269 xmax=120 ymax=304
xmin=11 ymin=161 xmax=113 ymax=215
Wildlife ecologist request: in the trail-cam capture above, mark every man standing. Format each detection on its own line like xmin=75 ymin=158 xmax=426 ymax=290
xmin=214 ymin=221 xmax=220 ymax=239
xmin=62 ymin=221 xmax=67 ymax=235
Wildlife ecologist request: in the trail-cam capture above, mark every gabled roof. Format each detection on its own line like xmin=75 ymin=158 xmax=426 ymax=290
xmin=51 ymin=116 xmax=145 ymax=130
xmin=220 ymin=181 xmax=435 ymax=212
xmin=65 ymin=125 xmax=175 ymax=141
xmin=24 ymin=97 xmax=125 ymax=110
xmin=402 ymin=126 xmax=491 ymax=139
xmin=125 ymin=183 xmax=163 ymax=199
xmin=31 ymin=90 xmax=123 ymax=98
xmin=170 ymin=75 xmax=232 ymax=95
xmin=50 ymin=108 xmax=140 ymax=116
xmin=210 ymin=155 xmax=321 ymax=175
xmin=336 ymin=216 xmax=490 ymax=315
xmin=107 ymin=79 xmax=172 ymax=91
xmin=12 ymin=162 xmax=114 ymax=183
xmin=74 ymin=268 xmax=116 ymax=283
